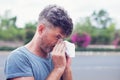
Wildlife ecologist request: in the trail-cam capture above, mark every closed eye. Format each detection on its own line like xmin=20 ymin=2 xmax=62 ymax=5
xmin=56 ymin=35 xmax=61 ymax=39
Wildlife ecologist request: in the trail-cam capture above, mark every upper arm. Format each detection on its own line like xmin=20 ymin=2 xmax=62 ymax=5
xmin=11 ymin=77 xmax=34 ymax=80
xmin=5 ymin=52 xmax=33 ymax=80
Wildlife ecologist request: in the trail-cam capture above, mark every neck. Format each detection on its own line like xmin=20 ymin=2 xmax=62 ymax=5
xmin=25 ymin=36 xmax=48 ymax=58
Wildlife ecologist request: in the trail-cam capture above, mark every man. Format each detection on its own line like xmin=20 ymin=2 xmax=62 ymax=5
xmin=5 ymin=5 xmax=73 ymax=80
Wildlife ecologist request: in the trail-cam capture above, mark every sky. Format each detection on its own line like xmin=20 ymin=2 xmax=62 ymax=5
xmin=0 ymin=0 xmax=120 ymax=29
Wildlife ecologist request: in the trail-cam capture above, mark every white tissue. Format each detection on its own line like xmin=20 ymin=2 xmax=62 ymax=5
xmin=64 ymin=41 xmax=75 ymax=57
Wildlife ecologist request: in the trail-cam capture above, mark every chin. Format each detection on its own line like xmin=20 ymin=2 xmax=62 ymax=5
xmin=48 ymin=49 xmax=52 ymax=53
xmin=45 ymin=46 xmax=54 ymax=53
xmin=45 ymin=49 xmax=51 ymax=53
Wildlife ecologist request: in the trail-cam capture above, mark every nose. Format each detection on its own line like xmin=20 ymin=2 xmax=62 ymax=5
xmin=54 ymin=39 xmax=63 ymax=45
xmin=59 ymin=38 xmax=63 ymax=41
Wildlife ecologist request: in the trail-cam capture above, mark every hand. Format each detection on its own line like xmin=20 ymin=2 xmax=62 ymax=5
xmin=65 ymin=55 xmax=71 ymax=68
xmin=61 ymin=55 xmax=72 ymax=80
xmin=51 ymin=39 xmax=66 ymax=70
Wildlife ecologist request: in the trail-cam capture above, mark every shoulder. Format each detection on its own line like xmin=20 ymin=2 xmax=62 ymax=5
xmin=8 ymin=46 xmax=29 ymax=59
xmin=6 ymin=46 xmax=31 ymax=65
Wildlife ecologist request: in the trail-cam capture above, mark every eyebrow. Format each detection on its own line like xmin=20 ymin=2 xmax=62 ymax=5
xmin=57 ymin=34 xmax=62 ymax=38
xmin=57 ymin=33 xmax=65 ymax=40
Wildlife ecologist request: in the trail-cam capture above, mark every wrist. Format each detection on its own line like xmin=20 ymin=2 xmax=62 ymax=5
xmin=64 ymin=66 xmax=72 ymax=73
xmin=62 ymin=66 xmax=72 ymax=80
xmin=54 ymin=67 xmax=65 ymax=75
xmin=46 ymin=67 xmax=65 ymax=80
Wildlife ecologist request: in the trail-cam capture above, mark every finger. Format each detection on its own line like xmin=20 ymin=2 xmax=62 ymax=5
xmin=61 ymin=47 xmax=66 ymax=57
xmin=52 ymin=39 xmax=61 ymax=52
xmin=60 ymin=42 xmax=66 ymax=54
xmin=66 ymin=56 xmax=71 ymax=66
xmin=54 ymin=40 xmax=64 ymax=53
xmin=52 ymin=40 xmax=63 ymax=56
xmin=57 ymin=41 xmax=64 ymax=52
xmin=55 ymin=39 xmax=63 ymax=50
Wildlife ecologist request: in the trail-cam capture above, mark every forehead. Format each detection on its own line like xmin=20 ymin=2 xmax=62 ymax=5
xmin=47 ymin=27 xmax=67 ymax=38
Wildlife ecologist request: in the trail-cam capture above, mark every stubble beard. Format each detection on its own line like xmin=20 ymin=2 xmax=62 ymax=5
xmin=40 ymin=40 xmax=52 ymax=55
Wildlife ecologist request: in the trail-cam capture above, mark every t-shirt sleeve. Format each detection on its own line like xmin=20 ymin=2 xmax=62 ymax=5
xmin=4 ymin=51 xmax=33 ymax=79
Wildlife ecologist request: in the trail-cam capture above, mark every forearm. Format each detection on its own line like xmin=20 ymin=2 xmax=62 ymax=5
xmin=62 ymin=67 xmax=72 ymax=80
xmin=46 ymin=68 xmax=65 ymax=80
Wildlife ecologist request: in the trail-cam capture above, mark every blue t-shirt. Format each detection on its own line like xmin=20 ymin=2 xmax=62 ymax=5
xmin=4 ymin=46 xmax=54 ymax=80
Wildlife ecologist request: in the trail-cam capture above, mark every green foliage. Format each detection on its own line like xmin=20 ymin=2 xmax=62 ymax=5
xmin=0 ymin=10 xmax=17 ymax=29
xmin=74 ymin=17 xmax=94 ymax=34
xmin=24 ymin=22 xmax=37 ymax=44
xmin=0 ymin=27 xmax=25 ymax=41
xmin=0 ymin=46 xmax=17 ymax=51
xmin=92 ymin=9 xmax=112 ymax=29
xmin=0 ymin=9 xmax=118 ymax=46
xmin=73 ymin=9 xmax=117 ymax=45
xmin=0 ymin=10 xmax=25 ymax=41
xmin=1 ymin=46 xmax=120 ymax=52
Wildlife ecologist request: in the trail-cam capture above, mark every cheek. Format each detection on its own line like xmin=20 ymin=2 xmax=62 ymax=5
xmin=46 ymin=34 xmax=57 ymax=44
xmin=42 ymin=31 xmax=58 ymax=45
xmin=41 ymin=34 xmax=54 ymax=46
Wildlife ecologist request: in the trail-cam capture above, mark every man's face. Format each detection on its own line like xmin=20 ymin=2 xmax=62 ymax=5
xmin=40 ymin=26 xmax=66 ymax=54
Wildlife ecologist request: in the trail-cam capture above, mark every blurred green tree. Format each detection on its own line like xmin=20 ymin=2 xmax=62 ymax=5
xmin=24 ymin=22 xmax=37 ymax=44
xmin=73 ymin=9 xmax=116 ymax=45
xmin=92 ymin=9 xmax=112 ymax=29
xmin=0 ymin=10 xmax=25 ymax=41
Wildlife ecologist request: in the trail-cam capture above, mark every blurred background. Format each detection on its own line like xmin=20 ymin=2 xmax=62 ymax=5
xmin=0 ymin=0 xmax=120 ymax=80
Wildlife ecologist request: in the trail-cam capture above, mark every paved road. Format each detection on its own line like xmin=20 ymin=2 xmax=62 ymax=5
xmin=0 ymin=53 xmax=7 ymax=80
xmin=72 ymin=55 xmax=120 ymax=80
xmin=1 ymin=52 xmax=120 ymax=80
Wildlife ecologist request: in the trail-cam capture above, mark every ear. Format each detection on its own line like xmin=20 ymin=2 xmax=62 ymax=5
xmin=37 ymin=24 xmax=46 ymax=34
